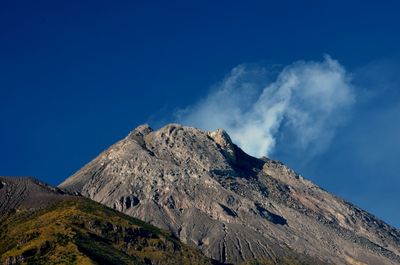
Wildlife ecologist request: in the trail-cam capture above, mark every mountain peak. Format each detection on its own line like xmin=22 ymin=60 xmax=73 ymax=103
xmin=60 ymin=124 xmax=400 ymax=265
xmin=134 ymin=123 xmax=153 ymax=135
xmin=207 ymin=128 xmax=236 ymax=163
xmin=127 ymin=123 xmax=153 ymax=139
xmin=208 ymin=128 xmax=232 ymax=147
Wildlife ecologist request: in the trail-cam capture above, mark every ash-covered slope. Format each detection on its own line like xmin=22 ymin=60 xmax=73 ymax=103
xmin=60 ymin=124 xmax=400 ymax=265
xmin=0 ymin=176 xmax=73 ymax=215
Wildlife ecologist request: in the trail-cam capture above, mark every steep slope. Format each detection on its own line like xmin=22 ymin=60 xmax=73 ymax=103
xmin=0 ymin=176 xmax=72 ymax=215
xmin=60 ymin=124 xmax=400 ymax=265
xmin=0 ymin=177 xmax=215 ymax=265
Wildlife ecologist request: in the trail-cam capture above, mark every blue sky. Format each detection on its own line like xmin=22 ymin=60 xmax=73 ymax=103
xmin=1 ymin=1 xmax=400 ymax=227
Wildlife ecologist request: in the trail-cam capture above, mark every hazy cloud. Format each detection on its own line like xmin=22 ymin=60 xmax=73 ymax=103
xmin=177 ymin=56 xmax=355 ymax=158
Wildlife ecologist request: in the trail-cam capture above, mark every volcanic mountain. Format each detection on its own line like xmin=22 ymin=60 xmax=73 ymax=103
xmin=60 ymin=124 xmax=400 ymax=265
xmin=0 ymin=176 xmax=215 ymax=265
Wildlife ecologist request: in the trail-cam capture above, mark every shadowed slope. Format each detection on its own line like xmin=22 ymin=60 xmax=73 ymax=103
xmin=0 ymin=176 xmax=75 ymax=215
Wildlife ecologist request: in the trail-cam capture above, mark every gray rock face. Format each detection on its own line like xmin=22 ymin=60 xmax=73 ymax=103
xmin=60 ymin=124 xmax=400 ymax=265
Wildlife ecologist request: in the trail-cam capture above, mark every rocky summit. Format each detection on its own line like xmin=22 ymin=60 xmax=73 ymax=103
xmin=60 ymin=124 xmax=400 ymax=265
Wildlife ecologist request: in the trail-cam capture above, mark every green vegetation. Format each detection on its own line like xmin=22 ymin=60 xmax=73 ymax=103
xmin=0 ymin=197 xmax=321 ymax=265
xmin=0 ymin=198 xmax=214 ymax=265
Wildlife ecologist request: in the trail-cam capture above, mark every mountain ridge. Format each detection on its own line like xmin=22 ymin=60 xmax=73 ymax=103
xmin=0 ymin=176 xmax=218 ymax=265
xmin=59 ymin=123 xmax=400 ymax=264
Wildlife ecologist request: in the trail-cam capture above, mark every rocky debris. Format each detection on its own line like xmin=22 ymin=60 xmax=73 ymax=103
xmin=60 ymin=124 xmax=400 ymax=265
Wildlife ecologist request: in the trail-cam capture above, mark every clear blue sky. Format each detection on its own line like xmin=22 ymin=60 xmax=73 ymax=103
xmin=1 ymin=1 xmax=400 ymax=227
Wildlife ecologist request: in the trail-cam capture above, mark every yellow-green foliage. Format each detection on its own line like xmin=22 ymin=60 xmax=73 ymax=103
xmin=0 ymin=199 xmax=213 ymax=265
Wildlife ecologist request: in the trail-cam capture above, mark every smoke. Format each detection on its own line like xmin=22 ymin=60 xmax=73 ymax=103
xmin=177 ymin=56 xmax=355 ymax=158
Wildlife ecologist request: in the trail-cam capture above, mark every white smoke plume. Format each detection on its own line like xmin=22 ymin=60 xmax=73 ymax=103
xmin=177 ymin=56 xmax=355 ymax=158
